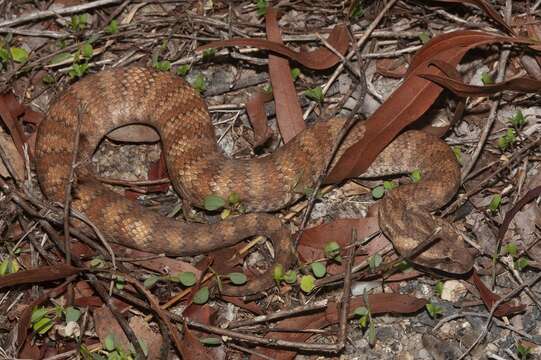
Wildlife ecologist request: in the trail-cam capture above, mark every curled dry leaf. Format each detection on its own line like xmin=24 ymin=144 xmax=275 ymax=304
xmin=420 ymin=70 xmax=541 ymax=97
xmin=198 ymin=23 xmax=349 ymax=71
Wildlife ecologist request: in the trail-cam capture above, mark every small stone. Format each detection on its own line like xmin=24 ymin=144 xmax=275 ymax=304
xmin=440 ymin=280 xmax=467 ymax=302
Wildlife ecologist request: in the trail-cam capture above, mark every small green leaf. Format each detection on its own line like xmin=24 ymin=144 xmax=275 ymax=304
xmin=31 ymin=307 xmax=49 ymax=323
xmin=353 ymin=306 xmax=369 ymax=317
xmin=452 ymin=145 xmax=462 ymax=164
xmin=192 ymin=73 xmax=206 ymax=93
xmin=228 ymin=272 xmax=247 ymax=285
xmin=114 ymin=275 xmax=125 ymax=290
xmin=50 ymin=52 xmax=72 ymax=64
xmin=10 ymin=47 xmax=28 ymax=63
xmin=9 ymin=258 xmax=19 ymax=273
xmin=273 ymin=264 xmax=284 ymax=282
xmin=0 ymin=258 xmax=9 ymax=275
xmin=291 ymin=67 xmax=301 ymax=81
xmin=426 ymin=302 xmax=443 ymax=318
xmin=200 ymin=337 xmax=222 ymax=346
xmin=350 ymin=0 xmax=364 ymax=19
xmin=33 ymin=317 xmax=53 ymax=335
xmin=263 ymin=83 xmax=272 ymax=94
xmin=283 ymin=270 xmax=297 ymax=284
xmin=176 ymin=64 xmax=190 ymax=76
xmin=304 ymin=87 xmax=324 ymax=103
xmin=409 ymin=169 xmax=422 ymax=183
xmin=65 ymin=306 xmax=81 ymax=323
xmin=255 ymin=0 xmax=268 ymax=16
xmin=144 ymin=275 xmax=160 ymax=288
xmin=104 ymin=333 xmax=116 ymax=351
xmin=203 ymin=194 xmax=226 ymax=211
xmin=220 ymin=208 xmax=231 ymax=219
xmin=68 ymin=63 xmax=88 ymax=78
xmin=42 ymin=73 xmax=55 ymax=84
xmin=310 ymin=262 xmax=326 ymax=278
xmin=371 ymin=185 xmax=385 ymax=199
xmin=105 ymin=19 xmax=119 ymax=34
xmin=383 ymin=180 xmax=397 ymax=190
xmin=202 ymin=48 xmax=216 ymax=61
xmin=193 ymin=286 xmax=209 ymax=304
xmin=419 ymin=32 xmax=431 ymax=44
xmin=515 ymin=257 xmax=529 ymax=271
xmin=0 ymin=48 xmax=9 ymax=62
xmin=498 ymin=135 xmax=509 ymax=151
xmin=81 ymin=42 xmax=93 ymax=59
xmin=481 ymin=71 xmax=493 ymax=85
xmin=368 ymin=254 xmax=382 ymax=271
xmin=90 ymin=257 xmax=105 ymax=268
xmin=434 ymin=280 xmax=444 ymax=297
xmin=300 ymin=275 xmax=316 ymax=293
xmin=227 ymin=192 xmax=241 ymax=205
xmin=516 ymin=343 xmax=532 ymax=359
xmin=324 ymin=241 xmax=341 ymax=259
xmin=488 ymin=194 xmax=502 ymax=212
xmin=178 ymin=272 xmax=197 ymax=287
xmin=503 ymin=243 xmax=518 ymax=257
xmin=153 ymin=60 xmax=171 ymax=72
xmin=509 ymin=110 xmax=526 ymax=128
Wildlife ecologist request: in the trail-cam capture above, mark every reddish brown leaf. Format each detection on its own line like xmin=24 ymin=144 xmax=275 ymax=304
xmin=111 ymin=244 xmax=202 ymax=278
xmin=180 ymin=326 xmax=215 ymax=360
xmin=252 ymin=294 xmax=426 ymax=360
xmin=0 ymin=264 xmax=81 ymax=289
xmin=297 ymin=217 xmax=390 ymax=273
xmin=198 ymin=24 xmax=349 ymax=71
xmin=220 ymin=295 xmax=264 ymax=315
xmin=0 ymin=93 xmax=29 ymax=159
xmin=94 ymin=306 xmax=132 ymax=353
xmin=245 ymin=89 xmax=274 ymax=147
xmin=376 ymin=58 xmax=408 ymax=78
xmin=265 ymin=8 xmax=305 ymax=143
xmin=435 ymin=0 xmax=514 ymax=35
xmin=326 ymin=31 xmax=531 ymax=183
xmin=469 ymin=272 xmax=526 ymax=317
xmin=420 ymin=72 xmax=541 ymax=97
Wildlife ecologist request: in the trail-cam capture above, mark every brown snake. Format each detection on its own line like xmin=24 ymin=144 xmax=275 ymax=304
xmin=35 ymin=67 xmax=472 ymax=296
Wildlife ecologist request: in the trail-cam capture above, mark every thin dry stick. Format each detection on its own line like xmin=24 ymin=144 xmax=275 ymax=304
xmin=337 ymin=229 xmax=357 ymax=349
xmin=63 ymin=105 xmax=84 ymax=265
xmin=0 ymin=0 xmax=123 ymax=27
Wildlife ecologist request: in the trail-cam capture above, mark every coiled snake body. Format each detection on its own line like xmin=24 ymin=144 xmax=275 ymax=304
xmin=35 ymin=67 xmax=470 ymax=295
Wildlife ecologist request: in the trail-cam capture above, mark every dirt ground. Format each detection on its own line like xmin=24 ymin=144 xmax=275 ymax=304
xmin=0 ymin=1 xmax=540 ymax=359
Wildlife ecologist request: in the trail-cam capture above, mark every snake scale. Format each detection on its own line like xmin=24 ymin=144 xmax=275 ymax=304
xmin=35 ymin=66 xmax=471 ymax=296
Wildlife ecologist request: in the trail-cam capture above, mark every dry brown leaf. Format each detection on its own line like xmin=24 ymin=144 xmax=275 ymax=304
xmin=0 ymin=264 xmax=81 ymax=289
xmin=265 ymin=8 xmax=305 ymax=143
xmin=326 ymin=31 xmax=531 ymax=183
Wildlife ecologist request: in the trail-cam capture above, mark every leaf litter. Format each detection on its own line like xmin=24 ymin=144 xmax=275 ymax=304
xmin=0 ymin=1 xmax=540 ymax=359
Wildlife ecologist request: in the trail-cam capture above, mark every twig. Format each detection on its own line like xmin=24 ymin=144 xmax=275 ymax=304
xmin=337 ymin=229 xmax=357 ymax=349
xmin=228 ymin=299 xmax=329 ymax=329
xmin=0 ymin=27 xmax=70 ymax=38
xmin=0 ymin=0 xmax=123 ymax=27
xmin=63 ymin=105 xmax=84 ymax=266
xmin=457 ymin=273 xmax=541 ymax=359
